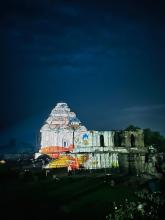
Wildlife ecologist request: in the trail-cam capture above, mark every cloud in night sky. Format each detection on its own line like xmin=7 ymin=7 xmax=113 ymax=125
xmin=119 ymin=104 xmax=165 ymax=133
xmin=0 ymin=0 xmax=165 ymax=149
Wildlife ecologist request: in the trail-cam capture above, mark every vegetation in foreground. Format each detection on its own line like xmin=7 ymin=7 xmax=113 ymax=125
xmin=0 ymin=164 xmax=165 ymax=220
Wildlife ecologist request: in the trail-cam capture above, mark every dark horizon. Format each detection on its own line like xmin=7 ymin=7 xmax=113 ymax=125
xmin=1 ymin=0 xmax=165 ymax=149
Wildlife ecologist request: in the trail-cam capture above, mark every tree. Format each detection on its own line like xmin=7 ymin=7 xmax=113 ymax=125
xmin=144 ymin=128 xmax=165 ymax=152
xmin=125 ymin=125 xmax=140 ymax=131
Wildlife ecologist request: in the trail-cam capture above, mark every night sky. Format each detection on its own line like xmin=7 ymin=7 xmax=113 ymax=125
xmin=1 ymin=0 xmax=165 ymax=148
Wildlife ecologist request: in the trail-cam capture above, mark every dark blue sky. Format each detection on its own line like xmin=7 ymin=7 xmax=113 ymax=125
xmin=1 ymin=0 xmax=165 ymax=146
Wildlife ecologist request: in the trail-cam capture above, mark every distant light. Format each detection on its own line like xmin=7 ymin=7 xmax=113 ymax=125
xmin=0 ymin=160 xmax=6 ymax=164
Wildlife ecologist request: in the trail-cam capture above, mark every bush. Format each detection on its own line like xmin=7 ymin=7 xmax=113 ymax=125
xmin=106 ymin=191 xmax=165 ymax=220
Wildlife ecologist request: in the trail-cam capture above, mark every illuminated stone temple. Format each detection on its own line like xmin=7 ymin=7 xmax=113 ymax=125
xmin=36 ymin=102 xmax=146 ymax=171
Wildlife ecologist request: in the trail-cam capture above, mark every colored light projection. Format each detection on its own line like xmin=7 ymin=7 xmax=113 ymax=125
xmin=48 ymin=154 xmax=89 ymax=169
xmin=39 ymin=102 xmax=120 ymax=169
xmin=40 ymin=102 xmax=90 ymax=169
xmin=40 ymin=145 xmax=74 ymax=157
xmin=82 ymin=133 xmax=89 ymax=145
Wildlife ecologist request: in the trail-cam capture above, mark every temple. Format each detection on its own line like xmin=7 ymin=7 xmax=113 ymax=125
xmin=36 ymin=102 xmax=146 ymax=172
